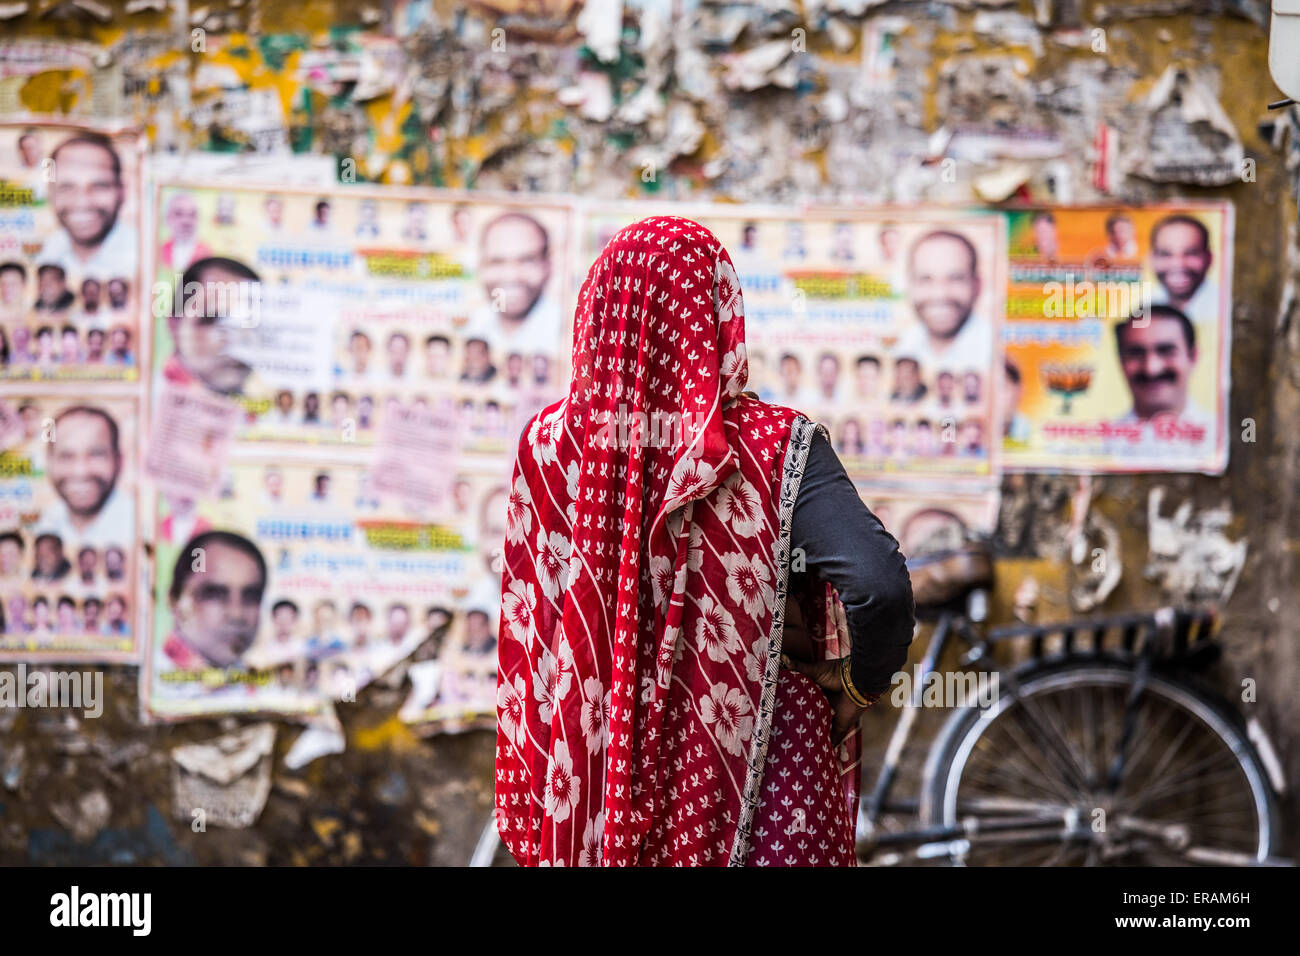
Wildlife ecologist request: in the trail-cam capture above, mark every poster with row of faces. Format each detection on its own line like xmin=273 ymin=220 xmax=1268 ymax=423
xmin=0 ymin=123 xmax=145 ymax=382
xmin=141 ymin=184 xmax=574 ymax=720
xmin=582 ymin=206 xmax=1008 ymax=490
xmin=0 ymin=120 xmax=146 ymax=666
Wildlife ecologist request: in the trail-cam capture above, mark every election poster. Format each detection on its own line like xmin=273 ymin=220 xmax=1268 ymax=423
xmin=0 ymin=393 xmax=140 ymax=663
xmin=0 ymin=121 xmax=145 ymax=383
xmin=147 ymin=183 xmax=574 ymax=460
xmin=1001 ymin=203 xmax=1232 ymax=474
xmin=143 ymin=453 xmax=506 ymax=720
xmin=581 ymin=205 xmax=1006 ymax=487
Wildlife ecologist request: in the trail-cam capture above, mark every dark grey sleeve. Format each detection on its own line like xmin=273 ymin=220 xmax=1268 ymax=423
xmin=790 ymin=427 xmax=915 ymax=697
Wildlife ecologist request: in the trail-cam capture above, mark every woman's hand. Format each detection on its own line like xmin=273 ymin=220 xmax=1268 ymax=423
xmin=781 ymin=655 xmax=870 ymax=746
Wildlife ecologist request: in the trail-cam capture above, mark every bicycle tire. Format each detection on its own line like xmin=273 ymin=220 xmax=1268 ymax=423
xmin=918 ymin=658 xmax=1283 ymax=865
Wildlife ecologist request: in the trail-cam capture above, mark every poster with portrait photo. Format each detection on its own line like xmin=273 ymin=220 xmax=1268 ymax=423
xmin=398 ymin=609 xmax=499 ymax=734
xmin=142 ymin=454 xmax=507 ymax=721
xmin=581 ymin=205 xmax=1005 ymax=488
xmin=0 ymin=121 xmax=145 ymax=383
xmin=0 ymin=394 xmax=139 ymax=662
xmin=148 ymin=183 xmax=574 ymax=460
xmin=1001 ymin=203 xmax=1232 ymax=474
xmin=852 ymin=484 xmax=1000 ymax=559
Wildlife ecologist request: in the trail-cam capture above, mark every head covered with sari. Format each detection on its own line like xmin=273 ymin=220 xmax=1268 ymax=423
xmin=495 ymin=216 xmax=856 ymax=866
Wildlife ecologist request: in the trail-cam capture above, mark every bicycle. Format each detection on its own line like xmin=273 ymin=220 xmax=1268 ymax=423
xmin=470 ymin=540 xmax=1289 ymax=866
xmin=856 ymin=541 xmax=1290 ymax=867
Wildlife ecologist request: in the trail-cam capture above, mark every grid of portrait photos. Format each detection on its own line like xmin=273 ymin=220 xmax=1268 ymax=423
xmin=142 ymin=182 xmax=574 ymax=721
xmin=585 ymin=207 xmax=1005 ymax=483
xmin=0 ymin=120 xmax=145 ymax=664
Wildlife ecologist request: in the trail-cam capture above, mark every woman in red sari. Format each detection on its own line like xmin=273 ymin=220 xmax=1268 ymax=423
xmin=495 ymin=216 xmax=914 ymax=866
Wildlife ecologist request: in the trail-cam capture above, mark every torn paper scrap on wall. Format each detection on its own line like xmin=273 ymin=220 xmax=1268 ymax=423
xmin=171 ymin=723 xmax=276 ymax=829
xmin=721 ymin=39 xmax=798 ymax=92
xmin=1126 ymin=65 xmax=1245 ymax=186
xmin=1145 ymin=487 xmax=1247 ymax=606
xmin=285 ymin=712 xmax=347 ymax=770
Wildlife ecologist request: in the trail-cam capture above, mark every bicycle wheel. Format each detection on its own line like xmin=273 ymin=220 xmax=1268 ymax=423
xmin=919 ymin=660 xmax=1282 ymax=865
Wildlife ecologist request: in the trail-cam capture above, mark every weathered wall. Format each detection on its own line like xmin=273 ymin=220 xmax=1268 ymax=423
xmin=0 ymin=0 xmax=1296 ymax=863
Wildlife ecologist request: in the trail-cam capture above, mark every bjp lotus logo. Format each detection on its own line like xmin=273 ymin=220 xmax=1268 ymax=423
xmin=1042 ymin=364 xmax=1092 ymax=414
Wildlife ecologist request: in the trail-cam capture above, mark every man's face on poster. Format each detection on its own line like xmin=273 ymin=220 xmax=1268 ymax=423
xmin=34 ymin=537 xmax=62 ymax=574
xmin=909 ymin=234 xmax=980 ymax=342
xmin=172 ymin=541 xmax=265 ymax=667
xmin=351 ymin=606 xmax=371 ymax=635
xmin=894 ymin=359 xmax=920 ymax=395
xmin=1110 ymin=217 xmax=1135 ymax=248
xmin=1032 ymin=216 xmax=1057 ymax=256
xmin=166 ymin=194 xmax=200 ymax=241
xmin=817 ymin=355 xmax=839 ymax=392
xmin=466 ymin=610 xmax=491 ymax=646
xmin=480 ymin=216 xmax=551 ymax=323
xmin=1151 ymin=221 xmax=1211 ymax=304
xmin=18 ymin=133 xmax=41 ymax=167
xmin=349 ymin=333 xmax=371 ymax=371
xmin=387 ymin=606 xmax=409 ymax=641
xmin=81 ymin=279 xmax=101 ymax=308
xmin=425 ymin=338 xmax=450 ymax=375
xmin=50 ymin=140 xmax=124 ymax=250
xmin=272 ymin=604 xmax=297 ymax=639
xmin=48 ymin=410 xmax=121 ymax=520
xmin=0 ymin=268 xmax=24 ymax=304
xmin=779 ymin=356 xmax=801 ymax=390
xmin=38 ymin=268 xmax=67 ymax=302
xmin=174 ymin=264 xmax=255 ymax=394
xmin=879 ymin=228 xmax=900 ymax=261
xmin=78 ymin=548 xmax=96 ymax=577
xmin=936 ymin=371 xmax=955 ymax=401
xmin=107 ymin=279 xmax=128 ymax=308
xmin=1117 ymin=316 xmax=1197 ymax=418
xmin=465 ymin=339 xmax=490 ymax=378
xmin=105 ymin=547 xmax=124 ymax=577
xmin=387 ymin=334 xmax=409 ymax=372
xmin=0 ymin=538 xmax=20 ymax=574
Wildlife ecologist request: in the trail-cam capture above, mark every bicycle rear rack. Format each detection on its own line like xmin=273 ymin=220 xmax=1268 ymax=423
xmin=982 ymin=606 xmax=1219 ymax=665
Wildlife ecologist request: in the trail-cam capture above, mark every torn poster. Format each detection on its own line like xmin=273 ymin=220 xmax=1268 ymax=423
xmin=141 ymin=457 xmax=500 ymax=720
xmin=144 ymin=383 xmax=240 ymax=501
xmin=1127 ymin=66 xmax=1246 ymax=187
xmin=171 ymin=722 xmax=275 ymax=829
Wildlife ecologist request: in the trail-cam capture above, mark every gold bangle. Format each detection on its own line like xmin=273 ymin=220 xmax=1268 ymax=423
xmin=840 ymin=655 xmax=871 ymax=708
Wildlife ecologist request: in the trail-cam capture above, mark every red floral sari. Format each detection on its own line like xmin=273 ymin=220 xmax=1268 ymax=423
xmin=495 ymin=216 xmax=859 ymax=866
